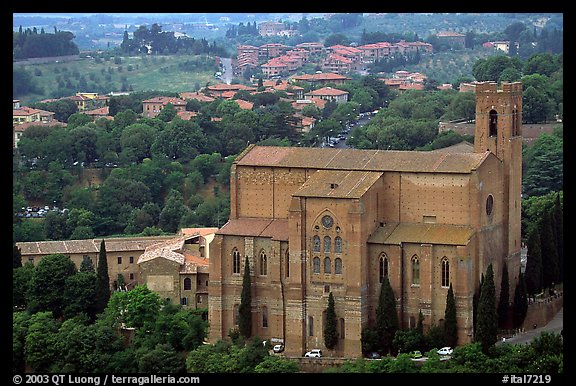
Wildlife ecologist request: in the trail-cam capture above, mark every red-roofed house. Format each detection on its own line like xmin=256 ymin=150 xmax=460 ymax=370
xmin=304 ymin=87 xmax=349 ymax=104
xmin=142 ymin=96 xmax=187 ymax=118
xmin=290 ymin=72 xmax=351 ymax=86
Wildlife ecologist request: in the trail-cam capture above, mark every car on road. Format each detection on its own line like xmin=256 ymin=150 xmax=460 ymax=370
xmin=437 ymin=347 xmax=453 ymax=356
xmin=305 ymin=349 xmax=322 ymax=358
xmin=273 ymin=344 xmax=284 ymax=353
xmin=408 ymin=350 xmax=422 ymax=359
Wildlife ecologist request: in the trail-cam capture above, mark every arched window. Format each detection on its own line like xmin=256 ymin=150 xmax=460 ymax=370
xmin=512 ymin=108 xmax=518 ymax=136
xmin=184 ymin=277 xmax=192 ymax=291
xmin=441 ymin=258 xmax=450 ymax=287
xmin=324 ymin=257 xmax=331 ymax=273
xmin=335 ymin=236 xmax=342 ymax=253
xmin=232 ymin=249 xmax=241 ymax=274
xmin=308 ymin=316 xmax=314 ymax=336
xmin=334 ymin=258 xmax=342 ymax=274
xmin=489 ymin=109 xmax=498 ymax=137
xmin=339 ymin=318 xmax=345 ymax=339
xmin=379 ymin=254 xmax=389 ymax=283
xmin=260 ymin=250 xmax=267 ymax=276
xmin=324 ymin=236 xmax=331 ymax=253
xmin=262 ymin=306 xmax=268 ymax=328
xmin=313 ymin=257 xmax=320 ymax=274
xmin=412 ymin=255 xmax=420 ymax=285
xmin=285 ymin=250 xmax=290 ymax=278
xmin=233 ymin=304 xmax=239 ymax=325
xmin=313 ymin=235 xmax=321 ymax=252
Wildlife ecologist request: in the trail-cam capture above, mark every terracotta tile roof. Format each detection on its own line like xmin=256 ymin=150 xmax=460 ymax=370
xmin=142 ymin=96 xmax=187 ymax=106
xmin=179 ymin=227 xmax=219 ymax=237
xmin=294 ymin=170 xmax=382 ymax=199
xmin=217 ymin=218 xmax=288 ymax=241
xmin=179 ymin=92 xmax=215 ymax=102
xmin=431 ymin=141 xmax=474 ymax=153
xmin=13 ymin=106 xmax=41 ymax=116
xmin=235 ymin=145 xmax=490 ymax=174
xmin=368 ymin=222 xmax=474 ymax=246
xmin=234 ymin=99 xmax=254 ymax=110
xmin=306 ymin=87 xmax=348 ymax=96
xmin=177 ymin=111 xmax=198 ymax=120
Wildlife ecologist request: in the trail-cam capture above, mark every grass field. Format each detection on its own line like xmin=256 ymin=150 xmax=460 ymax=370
xmin=16 ymin=54 xmax=220 ymax=105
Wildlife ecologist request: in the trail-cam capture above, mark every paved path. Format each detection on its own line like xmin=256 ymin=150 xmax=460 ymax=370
xmin=497 ymin=307 xmax=563 ymax=346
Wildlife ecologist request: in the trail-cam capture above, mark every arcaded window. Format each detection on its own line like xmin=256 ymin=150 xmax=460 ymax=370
xmin=335 ymin=236 xmax=342 ymax=253
xmin=324 ymin=257 xmax=331 ymax=274
xmin=232 ymin=249 xmax=241 ymax=274
xmin=486 ymin=194 xmax=494 ymax=216
xmin=313 ymin=235 xmax=321 ymax=252
xmin=412 ymin=255 xmax=420 ymax=285
xmin=335 ymin=258 xmax=342 ymax=274
xmin=489 ymin=109 xmax=498 ymax=137
xmin=379 ymin=255 xmax=389 ymax=283
xmin=441 ymin=258 xmax=450 ymax=288
xmin=233 ymin=304 xmax=239 ymax=325
xmin=324 ymin=236 xmax=331 ymax=253
xmin=262 ymin=306 xmax=268 ymax=328
xmin=313 ymin=257 xmax=320 ymax=274
xmin=184 ymin=277 xmax=192 ymax=291
xmin=260 ymin=250 xmax=267 ymax=276
xmin=285 ymin=250 xmax=290 ymax=278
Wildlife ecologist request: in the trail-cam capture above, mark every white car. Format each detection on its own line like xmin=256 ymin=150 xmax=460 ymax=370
xmin=437 ymin=347 xmax=453 ymax=356
xmin=273 ymin=344 xmax=284 ymax=353
xmin=305 ymin=349 xmax=322 ymax=358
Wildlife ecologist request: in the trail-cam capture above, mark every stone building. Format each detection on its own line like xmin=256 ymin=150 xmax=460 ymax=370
xmin=16 ymin=228 xmax=217 ymax=308
xmin=208 ymin=82 xmax=523 ymax=358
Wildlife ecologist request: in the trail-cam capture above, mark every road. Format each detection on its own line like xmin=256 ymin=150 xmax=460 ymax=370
xmin=220 ymin=57 xmax=232 ymax=85
xmin=497 ymin=307 xmax=563 ymax=346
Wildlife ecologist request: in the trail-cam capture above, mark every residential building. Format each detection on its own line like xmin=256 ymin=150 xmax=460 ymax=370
xmin=141 ymin=96 xmax=187 ymax=118
xmin=304 ymin=87 xmax=349 ymax=104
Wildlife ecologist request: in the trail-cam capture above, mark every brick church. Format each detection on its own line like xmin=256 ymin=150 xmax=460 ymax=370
xmin=208 ymin=82 xmax=523 ymax=357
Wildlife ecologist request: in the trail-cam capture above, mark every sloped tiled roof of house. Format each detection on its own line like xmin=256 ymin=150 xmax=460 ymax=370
xmin=217 ymin=218 xmax=288 ymax=241
xmin=180 ymin=253 xmax=209 ymax=274
xmin=179 ymin=92 xmax=215 ymax=102
xmin=306 ymin=87 xmax=348 ymax=96
xmin=368 ymin=222 xmax=473 ymax=246
xmin=177 ymin=111 xmax=198 ymax=120
xmin=234 ymin=99 xmax=254 ymax=110
xmin=82 ymin=106 xmax=109 ymax=116
xmin=235 ymin=145 xmax=492 ymax=174
xmin=13 ymin=106 xmax=41 ymax=116
xmin=142 ymin=96 xmax=187 ymax=106
xmin=294 ymin=170 xmax=383 ymax=199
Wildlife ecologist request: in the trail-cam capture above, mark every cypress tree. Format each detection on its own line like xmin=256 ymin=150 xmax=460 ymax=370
xmin=238 ymin=256 xmax=252 ymax=339
xmin=512 ymin=270 xmax=528 ymax=328
xmin=323 ymin=292 xmax=338 ymax=350
xmin=553 ymin=193 xmax=563 ymax=282
xmin=540 ymin=209 xmax=559 ymax=289
xmin=525 ymin=227 xmax=543 ymax=296
xmin=95 ymin=239 xmax=110 ymax=314
xmin=375 ymin=276 xmax=398 ymax=355
xmin=80 ymin=255 xmax=95 ymax=273
xmin=497 ymin=261 xmax=510 ymax=329
xmin=444 ymin=283 xmax=458 ymax=348
xmin=13 ymin=243 xmax=22 ymax=268
xmin=473 ymin=273 xmax=484 ymax=335
xmin=475 ymin=264 xmax=498 ymax=353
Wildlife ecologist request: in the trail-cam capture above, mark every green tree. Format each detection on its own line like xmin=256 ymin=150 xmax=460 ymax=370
xmin=105 ymin=285 xmax=163 ymax=328
xmin=376 ymin=275 xmax=399 ymax=355
xmin=24 ymin=311 xmax=60 ymax=372
xmin=323 ymin=292 xmax=338 ymax=350
xmin=525 ymin=227 xmax=543 ymax=295
xmin=540 ymin=209 xmax=559 ymax=289
xmin=138 ymin=343 xmax=186 ymax=373
xmin=13 ymin=262 xmax=35 ymax=310
xmin=13 ymin=243 xmax=22 ymax=268
xmin=552 ymin=193 xmax=563 ymax=282
xmin=238 ymin=256 xmax=252 ymax=339
xmin=444 ymin=283 xmax=458 ymax=348
xmin=512 ymin=271 xmax=528 ymax=329
xmin=158 ymin=189 xmax=185 ymax=233
xmin=475 ymin=264 xmax=498 ymax=353
xmin=254 ymin=356 xmax=300 ymax=373
xmin=497 ymin=262 xmax=511 ymax=329
xmin=28 ymin=253 xmax=77 ymax=318
xmin=79 ymin=255 xmax=95 ymax=272
xmin=95 ymin=239 xmax=111 ymax=315
xmin=63 ymin=271 xmax=98 ymax=320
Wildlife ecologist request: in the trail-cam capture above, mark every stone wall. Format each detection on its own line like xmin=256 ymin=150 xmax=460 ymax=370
xmin=522 ymin=292 xmax=563 ymax=331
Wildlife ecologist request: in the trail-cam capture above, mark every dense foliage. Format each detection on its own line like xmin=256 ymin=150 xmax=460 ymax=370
xmin=13 ymin=26 xmax=79 ymax=59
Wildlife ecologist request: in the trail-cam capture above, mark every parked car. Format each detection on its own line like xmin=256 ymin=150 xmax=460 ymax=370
xmin=305 ymin=349 xmax=323 ymax=358
xmin=437 ymin=347 xmax=453 ymax=356
xmin=368 ymin=352 xmax=381 ymax=359
xmin=273 ymin=344 xmax=284 ymax=353
xmin=408 ymin=350 xmax=422 ymax=359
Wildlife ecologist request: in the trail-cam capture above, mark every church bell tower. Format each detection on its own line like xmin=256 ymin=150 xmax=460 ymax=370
xmin=474 ymin=81 xmax=523 ymax=287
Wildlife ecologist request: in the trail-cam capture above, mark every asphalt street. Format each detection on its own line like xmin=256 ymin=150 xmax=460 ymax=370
xmin=497 ymin=307 xmax=563 ymax=346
